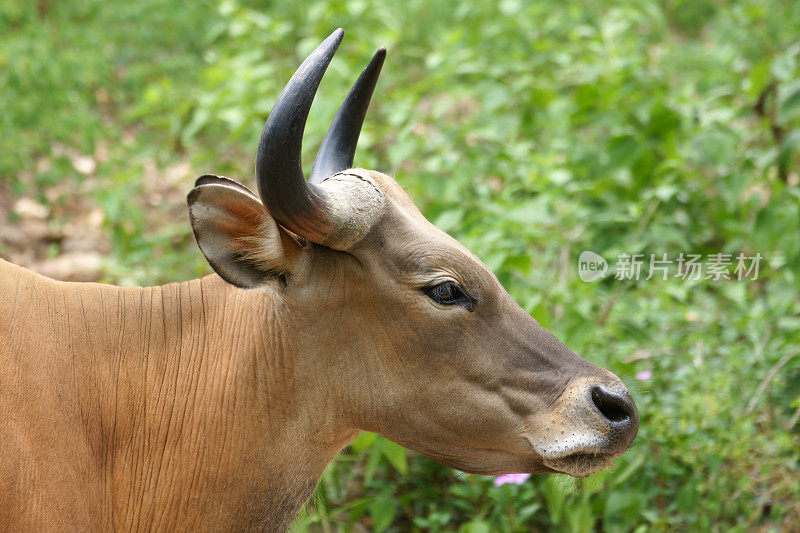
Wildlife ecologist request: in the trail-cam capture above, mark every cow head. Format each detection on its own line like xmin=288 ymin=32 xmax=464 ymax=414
xmin=188 ymin=29 xmax=638 ymax=477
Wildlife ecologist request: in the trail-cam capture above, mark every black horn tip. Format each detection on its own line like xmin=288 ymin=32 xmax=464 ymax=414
xmin=309 ymin=44 xmax=387 ymax=184
xmin=255 ymin=27 xmax=347 ymax=214
xmin=371 ymin=46 xmax=387 ymax=71
xmin=330 ymin=27 xmax=344 ymax=43
xmin=317 ymin=29 xmax=344 ymax=58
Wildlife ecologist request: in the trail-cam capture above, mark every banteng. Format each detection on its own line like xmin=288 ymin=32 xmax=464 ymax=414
xmin=0 ymin=29 xmax=638 ymax=531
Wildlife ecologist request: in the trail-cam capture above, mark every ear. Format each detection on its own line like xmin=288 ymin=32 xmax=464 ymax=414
xmin=187 ymin=175 xmax=302 ymax=288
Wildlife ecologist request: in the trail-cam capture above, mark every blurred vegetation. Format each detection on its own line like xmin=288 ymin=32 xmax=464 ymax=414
xmin=2 ymin=0 xmax=800 ymax=530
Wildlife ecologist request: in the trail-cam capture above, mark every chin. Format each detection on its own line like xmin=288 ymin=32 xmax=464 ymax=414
xmin=425 ymin=449 xmax=554 ymax=477
xmin=416 ymin=434 xmax=620 ymax=478
xmin=429 ymin=448 xmax=617 ymax=478
xmin=541 ymin=452 xmax=615 ymax=477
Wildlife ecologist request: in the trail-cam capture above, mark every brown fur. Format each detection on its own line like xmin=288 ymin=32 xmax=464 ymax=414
xmin=0 ymin=261 xmax=350 ymax=530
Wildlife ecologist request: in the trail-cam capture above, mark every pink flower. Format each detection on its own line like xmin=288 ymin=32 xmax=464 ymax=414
xmin=636 ymin=369 xmax=652 ymax=381
xmin=493 ymin=473 xmax=530 ymax=486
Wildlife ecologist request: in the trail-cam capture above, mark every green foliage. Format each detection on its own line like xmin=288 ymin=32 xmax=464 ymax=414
xmin=3 ymin=0 xmax=800 ymax=530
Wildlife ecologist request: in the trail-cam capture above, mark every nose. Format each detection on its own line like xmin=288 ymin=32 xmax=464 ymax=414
xmin=590 ymin=385 xmax=639 ymax=445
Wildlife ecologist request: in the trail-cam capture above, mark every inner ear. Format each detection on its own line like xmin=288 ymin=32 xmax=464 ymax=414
xmin=188 ymin=180 xmax=302 ymax=288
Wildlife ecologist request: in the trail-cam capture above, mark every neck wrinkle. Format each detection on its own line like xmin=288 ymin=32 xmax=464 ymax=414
xmin=107 ymin=274 xmax=351 ymax=530
xmin=0 ymin=258 xmax=356 ymax=530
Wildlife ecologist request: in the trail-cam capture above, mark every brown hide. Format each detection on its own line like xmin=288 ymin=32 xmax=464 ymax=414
xmin=0 ymin=260 xmax=347 ymax=530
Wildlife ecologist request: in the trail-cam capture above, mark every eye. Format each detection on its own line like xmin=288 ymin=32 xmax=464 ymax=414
xmin=423 ymin=281 xmax=476 ymax=311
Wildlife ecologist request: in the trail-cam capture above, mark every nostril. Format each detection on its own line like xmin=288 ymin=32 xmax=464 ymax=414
xmin=591 ymin=386 xmax=633 ymax=423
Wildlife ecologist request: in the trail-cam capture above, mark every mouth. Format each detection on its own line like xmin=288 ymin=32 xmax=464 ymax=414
xmin=426 ymin=446 xmax=614 ymax=477
xmin=523 ymin=432 xmax=620 ymax=477
xmin=414 ymin=434 xmax=617 ymax=477
xmin=541 ymin=451 xmax=614 ymax=477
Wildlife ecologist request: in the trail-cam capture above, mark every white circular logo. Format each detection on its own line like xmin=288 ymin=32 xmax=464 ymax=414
xmin=578 ymin=251 xmax=608 ymax=282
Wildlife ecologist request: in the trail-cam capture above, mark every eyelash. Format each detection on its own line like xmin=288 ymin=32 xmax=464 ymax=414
xmin=423 ymin=281 xmax=476 ymax=312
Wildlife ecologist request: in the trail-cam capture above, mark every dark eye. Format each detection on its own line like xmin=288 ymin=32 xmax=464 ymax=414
xmin=423 ymin=281 xmax=475 ymax=311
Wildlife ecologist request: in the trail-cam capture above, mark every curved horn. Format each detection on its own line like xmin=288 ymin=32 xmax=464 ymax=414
xmin=309 ymin=47 xmax=386 ymax=184
xmin=255 ymin=28 xmax=343 ymax=242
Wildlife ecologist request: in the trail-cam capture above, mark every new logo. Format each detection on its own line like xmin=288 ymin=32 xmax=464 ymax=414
xmin=578 ymin=251 xmax=608 ymax=282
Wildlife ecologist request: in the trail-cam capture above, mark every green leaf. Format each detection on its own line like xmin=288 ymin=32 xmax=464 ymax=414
xmin=459 ymin=520 xmax=491 ymax=533
xmin=604 ymin=490 xmax=636 ymax=516
xmin=779 ymin=79 xmax=800 ymax=117
xmin=607 ymin=134 xmax=640 ymax=170
xmin=363 ymin=446 xmax=382 ymax=486
xmin=378 ymin=437 xmax=408 ymax=475
xmin=351 ymin=431 xmax=377 ymax=452
xmin=748 ymin=58 xmax=772 ymax=99
xmin=612 ymin=447 xmax=647 ymax=485
xmin=368 ymin=496 xmax=398 ymax=533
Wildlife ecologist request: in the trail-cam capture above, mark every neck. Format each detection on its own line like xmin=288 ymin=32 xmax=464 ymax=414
xmin=0 ymin=260 xmax=355 ymax=531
